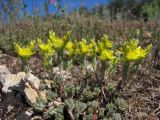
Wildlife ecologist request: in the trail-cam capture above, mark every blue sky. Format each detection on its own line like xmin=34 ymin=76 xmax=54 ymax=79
xmin=24 ymin=0 xmax=108 ymax=15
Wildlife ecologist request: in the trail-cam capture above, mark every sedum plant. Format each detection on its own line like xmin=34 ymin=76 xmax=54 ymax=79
xmin=64 ymin=40 xmax=76 ymax=69
xmin=37 ymin=38 xmax=55 ymax=77
xmin=15 ymin=41 xmax=35 ymax=76
xmin=49 ymin=31 xmax=70 ymax=67
xmin=118 ymin=39 xmax=152 ymax=89
xmin=98 ymin=34 xmax=119 ymax=83
xmin=76 ymin=38 xmax=90 ymax=69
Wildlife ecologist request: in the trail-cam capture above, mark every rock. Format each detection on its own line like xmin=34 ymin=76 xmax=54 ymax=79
xmin=0 ymin=65 xmax=46 ymax=104
xmin=0 ymin=71 xmax=40 ymax=94
xmin=24 ymin=84 xmax=47 ymax=104
xmin=17 ymin=72 xmax=40 ymax=89
xmin=53 ymin=67 xmax=71 ymax=80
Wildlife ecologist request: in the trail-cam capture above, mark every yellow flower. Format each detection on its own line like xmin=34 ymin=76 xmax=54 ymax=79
xmin=126 ymin=47 xmax=148 ymax=61
xmin=88 ymin=40 xmax=98 ymax=59
xmin=120 ymin=39 xmax=152 ymax=61
xmin=98 ymin=41 xmax=104 ymax=53
xmin=52 ymin=38 xmax=65 ymax=50
xmin=49 ymin=30 xmax=68 ymax=52
xmin=99 ymin=49 xmax=115 ymax=62
xmin=78 ymin=38 xmax=90 ymax=56
xmin=37 ymin=38 xmax=54 ymax=55
xmin=65 ymin=41 xmax=76 ymax=57
xmin=15 ymin=41 xmax=35 ymax=59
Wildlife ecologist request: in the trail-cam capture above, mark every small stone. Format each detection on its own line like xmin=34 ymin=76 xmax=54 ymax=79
xmin=0 ymin=65 xmax=45 ymax=104
xmin=7 ymin=105 xmax=14 ymax=112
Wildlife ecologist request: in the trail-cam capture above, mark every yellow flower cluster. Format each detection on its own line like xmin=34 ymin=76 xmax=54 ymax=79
xmin=77 ymin=38 xmax=90 ymax=56
xmin=65 ymin=41 xmax=76 ymax=58
xmin=98 ymin=34 xmax=113 ymax=52
xmin=88 ymin=39 xmax=98 ymax=60
xmin=15 ymin=41 xmax=35 ymax=60
xmin=49 ymin=31 xmax=67 ymax=52
xmin=120 ymin=39 xmax=152 ymax=61
xmin=99 ymin=49 xmax=116 ymax=62
xmin=37 ymin=38 xmax=54 ymax=56
xmin=15 ymin=31 xmax=152 ymax=73
xmin=97 ymin=35 xmax=117 ymax=62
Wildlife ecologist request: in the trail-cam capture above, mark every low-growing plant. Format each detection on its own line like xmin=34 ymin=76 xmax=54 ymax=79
xmin=14 ymin=40 xmax=35 ymax=76
xmin=14 ymin=31 xmax=152 ymax=119
xmin=14 ymin=40 xmax=41 ymax=96
xmin=117 ymin=39 xmax=152 ymax=89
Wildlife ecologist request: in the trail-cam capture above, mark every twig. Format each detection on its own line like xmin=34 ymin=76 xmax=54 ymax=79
xmin=101 ymin=87 xmax=107 ymax=101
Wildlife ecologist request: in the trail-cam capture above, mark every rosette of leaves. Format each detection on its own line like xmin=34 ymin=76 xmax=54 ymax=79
xmin=114 ymin=98 xmax=127 ymax=112
xmin=52 ymin=73 xmax=63 ymax=94
xmin=111 ymin=113 xmax=122 ymax=120
xmin=80 ymin=86 xmax=95 ymax=102
xmin=43 ymin=106 xmax=63 ymax=120
xmin=105 ymin=102 xmax=117 ymax=117
xmin=63 ymin=83 xmax=76 ymax=98
xmin=64 ymin=98 xmax=88 ymax=119
xmin=46 ymin=90 xmax=58 ymax=102
xmin=83 ymin=113 xmax=93 ymax=120
xmin=98 ymin=108 xmax=106 ymax=119
xmin=33 ymin=97 xmax=46 ymax=113
xmin=105 ymin=82 xmax=115 ymax=92
xmin=93 ymin=87 xmax=101 ymax=97
xmin=87 ymin=100 xmax=99 ymax=114
xmin=74 ymin=101 xmax=87 ymax=119
xmin=64 ymin=98 xmax=75 ymax=119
